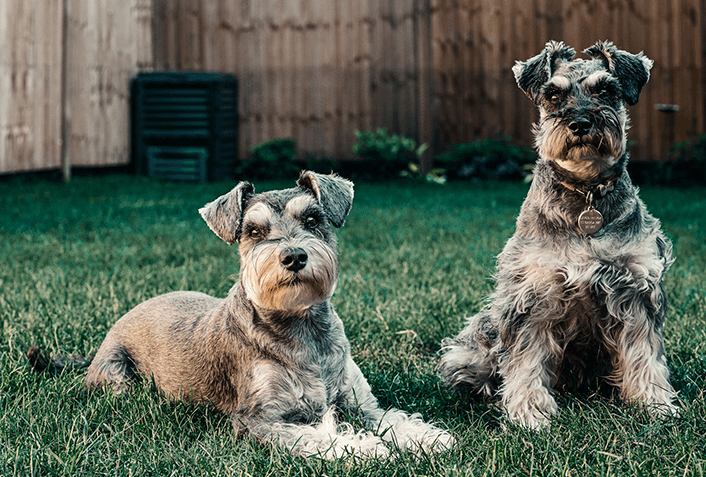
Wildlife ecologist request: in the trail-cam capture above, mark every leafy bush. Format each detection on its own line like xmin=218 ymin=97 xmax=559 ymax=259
xmin=436 ymin=137 xmax=535 ymax=181
xmin=353 ymin=128 xmax=418 ymax=162
xmin=629 ymin=135 xmax=706 ymax=186
xmin=665 ymin=134 xmax=706 ymax=185
xmin=353 ymin=128 xmax=428 ymax=178
xmin=353 ymin=128 xmax=445 ymax=183
xmin=238 ymin=138 xmax=300 ymax=180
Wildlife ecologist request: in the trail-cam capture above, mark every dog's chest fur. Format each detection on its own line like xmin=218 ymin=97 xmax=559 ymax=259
xmin=225 ymin=290 xmax=351 ymax=422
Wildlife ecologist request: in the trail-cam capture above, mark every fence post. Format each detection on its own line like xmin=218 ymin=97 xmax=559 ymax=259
xmin=60 ymin=0 xmax=70 ymax=182
xmin=654 ymin=103 xmax=680 ymax=160
xmin=416 ymin=0 xmax=433 ymax=174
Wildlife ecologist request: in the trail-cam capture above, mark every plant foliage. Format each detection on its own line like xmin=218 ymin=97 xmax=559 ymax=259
xmin=239 ymin=138 xmax=300 ymax=180
xmin=436 ymin=137 xmax=535 ymax=181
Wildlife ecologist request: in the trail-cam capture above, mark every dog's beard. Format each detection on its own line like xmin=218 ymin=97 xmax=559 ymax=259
xmin=535 ymin=114 xmax=626 ymax=178
xmin=240 ymin=239 xmax=338 ymax=312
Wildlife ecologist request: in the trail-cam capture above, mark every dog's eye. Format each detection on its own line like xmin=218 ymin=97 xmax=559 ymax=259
xmin=593 ymin=84 xmax=613 ymax=97
xmin=305 ymin=216 xmax=318 ymax=228
xmin=249 ymin=228 xmax=262 ymax=239
xmin=547 ymin=90 xmax=563 ymax=103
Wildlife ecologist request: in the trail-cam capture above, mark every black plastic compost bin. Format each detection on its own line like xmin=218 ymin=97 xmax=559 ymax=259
xmin=131 ymin=72 xmax=238 ymax=181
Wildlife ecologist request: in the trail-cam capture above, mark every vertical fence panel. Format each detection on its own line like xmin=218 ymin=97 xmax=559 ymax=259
xmin=430 ymin=0 xmax=455 ymax=147
xmin=415 ymin=0 xmax=433 ymax=170
xmin=0 ymin=0 xmax=64 ymax=173
xmin=337 ymin=0 xmax=353 ymax=156
xmin=396 ymin=0 xmax=417 ymax=139
xmin=65 ymin=0 xmax=145 ymax=166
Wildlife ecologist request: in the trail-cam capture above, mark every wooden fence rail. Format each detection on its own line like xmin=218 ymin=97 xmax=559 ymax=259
xmin=1 ymin=0 xmax=703 ymax=174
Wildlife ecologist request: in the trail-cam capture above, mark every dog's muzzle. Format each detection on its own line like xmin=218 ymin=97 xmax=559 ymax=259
xmin=564 ymin=117 xmax=610 ymax=158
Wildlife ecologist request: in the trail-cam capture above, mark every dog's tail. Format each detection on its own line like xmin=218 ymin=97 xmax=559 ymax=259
xmin=27 ymin=346 xmax=92 ymax=374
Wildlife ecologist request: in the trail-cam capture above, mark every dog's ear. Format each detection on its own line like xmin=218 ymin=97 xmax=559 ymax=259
xmin=513 ymin=40 xmax=575 ymax=102
xmin=583 ymin=41 xmax=653 ymax=106
xmin=199 ymin=181 xmax=255 ymax=245
xmin=297 ymin=171 xmax=354 ymax=228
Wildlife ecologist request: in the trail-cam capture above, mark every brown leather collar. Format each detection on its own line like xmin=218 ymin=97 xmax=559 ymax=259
xmin=559 ymin=177 xmax=616 ymax=203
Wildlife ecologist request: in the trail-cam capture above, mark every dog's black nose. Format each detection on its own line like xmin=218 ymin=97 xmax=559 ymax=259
xmin=281 ymin=248 xmax=308 ymax=272
xmin=569 ymin=118 xmax=592 ymax=136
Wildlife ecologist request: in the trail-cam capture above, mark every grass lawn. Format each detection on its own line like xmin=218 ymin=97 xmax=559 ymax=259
xmin=1 ymin=174 xmax=705 ymax=476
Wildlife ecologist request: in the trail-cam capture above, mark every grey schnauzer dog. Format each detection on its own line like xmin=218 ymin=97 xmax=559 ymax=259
xmin=439 ymin=41 xmax=677 ymax=429
xmin=81 ymin=171 xmax=453 ymax=458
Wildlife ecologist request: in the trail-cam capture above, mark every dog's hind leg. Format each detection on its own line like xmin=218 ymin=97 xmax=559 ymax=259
xmin=438 ymin=310 xmax=500 ymax=396
xmin=85 ymin=336 xmax=138 ymax=394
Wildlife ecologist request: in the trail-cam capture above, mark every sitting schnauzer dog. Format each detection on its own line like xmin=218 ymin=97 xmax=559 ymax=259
xmin=439 ymin=41 xmax=677 ymax=429
xmin=77 ymin=171 xmax=453 ymax=458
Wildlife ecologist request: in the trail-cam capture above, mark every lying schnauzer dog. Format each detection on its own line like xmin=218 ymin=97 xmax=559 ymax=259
xmin=57 ymin=171 xmax=452 ymax=458
xmin=439 ymin=41 xmax=677 ymax=429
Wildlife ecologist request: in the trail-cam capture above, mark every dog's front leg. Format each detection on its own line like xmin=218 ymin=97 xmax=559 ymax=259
xmin=609 ymin=287 xmax=678 ymax=416
xmin=340 ymin=360 xmax=455 ymax=454
xmin=234 ymin=405 xmax=389 ymax=459
xmin=498 ymin=322 xmax=559 ymax=429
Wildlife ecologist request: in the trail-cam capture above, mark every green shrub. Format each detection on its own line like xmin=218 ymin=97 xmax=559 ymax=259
xmin=353 ymin=128 xmax=424 ymax=178
xmin=353 ymin=128 xmax=444 ymax=183
xmin=669 ymin=134 xmax=706 ymax=161
xmin=436 ymin=137 xmax=535 ymax=181
xmin=239 ymin=138 xmax=300 ymax=180
xmin=353 ymin=128 xmax=418 ymax=162
xmin=666 ymin=134 xmax=706 ymax=185
xmin=630 ymin=135 xmax=706 ymax=186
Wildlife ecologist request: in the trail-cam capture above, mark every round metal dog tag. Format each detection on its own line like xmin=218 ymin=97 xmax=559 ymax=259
xmin=578 ymin=208 xmax=603 ymax=235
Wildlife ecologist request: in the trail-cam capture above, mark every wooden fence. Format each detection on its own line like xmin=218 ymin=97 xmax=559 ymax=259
xmin=0 ymin=0 xmax=152 ymax=175
xmin=153 ymin=0 xmax=704 ymax=165
xmin=153 ymin=0 xmax=431 ymax=161
xmin=1 ymin=0 xmax=704 ymax=174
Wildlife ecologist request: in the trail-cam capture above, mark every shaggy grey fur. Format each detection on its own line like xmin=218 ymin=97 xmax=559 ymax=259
xmin=84 ymin=171 xmax=453 ymax=458
xmin=439 ymin=41 xmax=677 ymax=429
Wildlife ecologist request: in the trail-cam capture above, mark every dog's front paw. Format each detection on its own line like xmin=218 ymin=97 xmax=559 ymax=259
xmin=377 ymin=412 xmax=456 ymax=454
xmin=503 ymin=390 xmax=558 ymax=430
xmin=644 ymin=399 xmax=680 ymax=420
xmin=414 ymin=429 xmax=456 ymax=454
xmin=318 ymin=432 xmax=390 ymax=460
xmin=506 ymin=407 xmax=552 ymax=430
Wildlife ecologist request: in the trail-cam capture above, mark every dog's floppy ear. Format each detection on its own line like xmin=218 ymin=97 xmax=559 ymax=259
xmin=513 ymin=40 xmax=576 ymax=102
xmin=297 ymin=171 xmax=354 ymax=228
xmin=583 ymin=40 xmax=653 ymax=106
xmin=199 ymin=181 xmax=255 ymax=245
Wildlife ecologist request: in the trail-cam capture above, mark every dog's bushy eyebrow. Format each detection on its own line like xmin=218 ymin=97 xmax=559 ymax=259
xmin=284 ymin=195 xmax=320 ymax=219
xmin=580 ymin=71 xmax=612 ymax=87
xmin=547 ymin=76 xmax=571 ymax=89
xmin=242 ymin=202 xmax=273 ymax=227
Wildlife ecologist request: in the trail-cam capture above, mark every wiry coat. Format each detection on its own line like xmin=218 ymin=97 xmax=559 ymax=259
xmin=439 ymin=41 xmax=677 ymax=429
xmin=85 ymin=171 xmax=453 ymax=458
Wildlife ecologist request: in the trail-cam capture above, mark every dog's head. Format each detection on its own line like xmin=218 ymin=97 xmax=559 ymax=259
xmin=513 ymin=40 xmax=653 ymax=178
xmin=199 ymin=171 xmax=354 ymax=312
